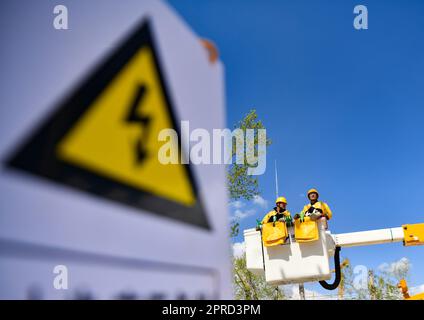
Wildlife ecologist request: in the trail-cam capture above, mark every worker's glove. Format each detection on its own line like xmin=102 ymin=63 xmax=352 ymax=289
xmin=285 ymin=215 xmax=293 ymax=226
xmin=307 ymin=206 xmax=315 ymax=214
xmin=255 ymin=219 xmax=262 ymax=231
xmin=315 ymin=208 xmax=323 ymax=213
xmin=293 ymin=213 xmax=305 ymax=222
xmin=310 ymin=211 xmax=322 ymax=221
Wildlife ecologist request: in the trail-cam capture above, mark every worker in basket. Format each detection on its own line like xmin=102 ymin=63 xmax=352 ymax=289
xmin=257 ymin=196 xmax=293 ymax=229
xmin=294 ymin=188 xmax=332 ymax=223
xmin=257 ymin=196 xmax=293 ymax=246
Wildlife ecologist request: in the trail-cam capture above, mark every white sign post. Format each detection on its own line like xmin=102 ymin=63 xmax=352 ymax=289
xmin=0 ymin=0 xmax=231 ymax=299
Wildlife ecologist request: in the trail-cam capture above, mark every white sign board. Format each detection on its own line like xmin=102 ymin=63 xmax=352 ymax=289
xmin=0 ymin=0 xmax=232 ymax=299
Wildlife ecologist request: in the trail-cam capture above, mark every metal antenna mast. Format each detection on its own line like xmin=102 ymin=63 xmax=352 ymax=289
xmin=275 ymin=160 xmax=279 ymax=198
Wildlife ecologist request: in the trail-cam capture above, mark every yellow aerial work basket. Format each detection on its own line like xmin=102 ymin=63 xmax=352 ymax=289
xmin=294 ymin=216 xmax=319 ymax=243
xmin=262 ymin=221 xmax=288 ymax=247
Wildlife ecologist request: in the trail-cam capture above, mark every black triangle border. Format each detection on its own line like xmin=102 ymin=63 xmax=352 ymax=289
xmin=4 ymin=18 xmax=211 ymax=230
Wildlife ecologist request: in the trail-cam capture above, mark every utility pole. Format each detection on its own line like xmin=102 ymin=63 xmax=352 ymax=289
xmin=299 ymin=283 xmax=306 ymax=300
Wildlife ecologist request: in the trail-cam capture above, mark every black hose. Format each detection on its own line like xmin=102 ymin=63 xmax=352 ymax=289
xmin=319 ymin=246 xmax=341 ymax=290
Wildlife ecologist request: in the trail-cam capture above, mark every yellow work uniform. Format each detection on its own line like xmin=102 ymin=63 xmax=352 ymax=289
xmin=302 ymin=201 xmax=332 ymax=220
xmin=261 ymin=209 xmax=292 ymax=225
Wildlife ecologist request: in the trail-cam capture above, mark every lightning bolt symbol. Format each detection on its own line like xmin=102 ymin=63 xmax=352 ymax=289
xmin=125 ymin=84 xmax=151 ymax=164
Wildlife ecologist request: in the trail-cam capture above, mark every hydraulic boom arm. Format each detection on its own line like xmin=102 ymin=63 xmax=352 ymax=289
xmin=332 ymin=223 xmax=424 ymax=248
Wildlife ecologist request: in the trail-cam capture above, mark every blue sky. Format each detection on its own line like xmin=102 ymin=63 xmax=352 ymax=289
xmin=168 ymin=0 xmax=424 ymax=295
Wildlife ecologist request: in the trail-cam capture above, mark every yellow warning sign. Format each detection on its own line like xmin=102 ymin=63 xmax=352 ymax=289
xmin=6 ymin=20 xmax=209 ymax=229
xmin=58 ymin=46 xmax=194 ymax=206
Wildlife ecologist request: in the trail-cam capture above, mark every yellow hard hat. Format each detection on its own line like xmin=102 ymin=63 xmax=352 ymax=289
xmin=275 ymin=196 xmax=287 ymax=204
xmin=307 ymin=188 xmax=319 ymax=197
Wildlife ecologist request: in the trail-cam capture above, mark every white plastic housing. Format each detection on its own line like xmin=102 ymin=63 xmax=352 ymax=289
xmin=244 ymin=220 xmax=333 ymax=285
xmin=244 ymin=228 xmax=265 ymax=275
